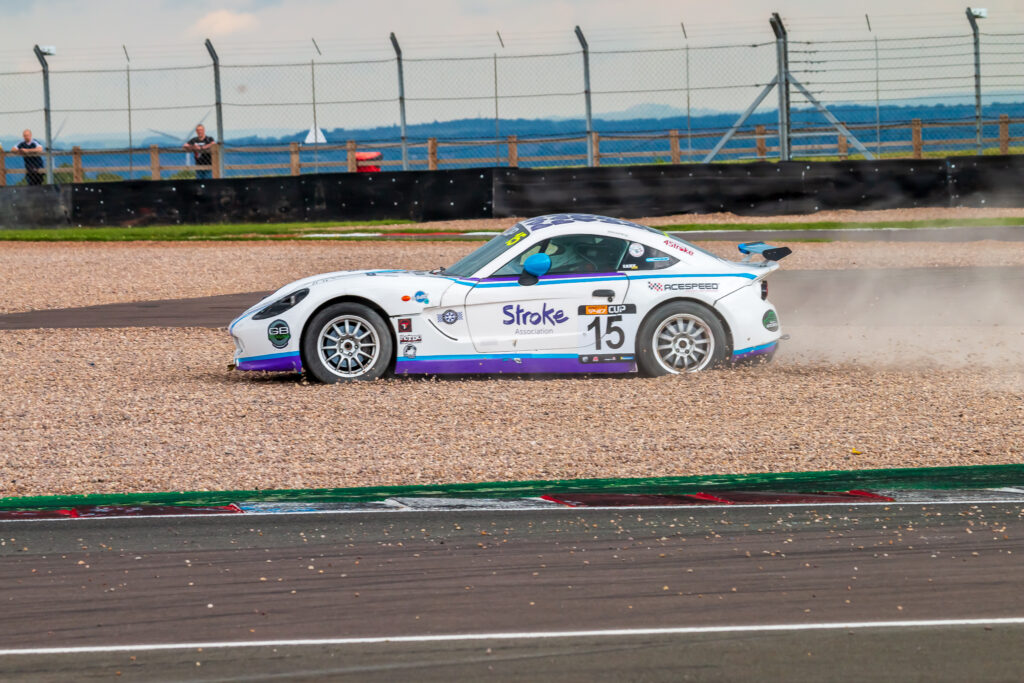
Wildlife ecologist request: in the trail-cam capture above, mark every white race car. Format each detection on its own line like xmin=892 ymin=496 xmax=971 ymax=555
xmin=229 ymin=214 xmax=790 ymax=382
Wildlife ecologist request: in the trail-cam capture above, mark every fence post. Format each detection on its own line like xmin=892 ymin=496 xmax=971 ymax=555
xmin=592 ymin=132 xmax=600 ymax=166
xmin=289 ymin=142 xmax=300 ymax=175
xmin=211 ymin=143 xmax=222 ymax=179
xmin=999 ymin=114 xmax=1009 ymax=154
xmin=346 ymin=140 xmax=357 ymax=172
xmin=837 ymin=134 xmax=848 ymax=160
xmin=32 ymin=45 xmax=54 ymax=184
xmin=427 ymin=138 xmax=438 ymax=170
xmin=966 ymin=9 xmax=983 ymax=154
xmin=508 ymin=135 xmax=518 ymax=167
xmin=126 ymin=56 xmax=134 ymax=178
xmin=204 ymin=39 xmax=225 ymax=178
xmin=755 ymin=124 xmax=767 ymax=159
xmin=0 ymin=145 xmax=6 ymax=186
xmin=769 ymin=14 xmax=790 ymax=161
xmin=911 ymin=119 xmax=923 ymax=159
xmin=149 ymin=145 xmax=160 ymax=180
xmin=669 ymin=130 xmax=680 ymax=164
xmin=389 ymin=33 xmax=409 ymax=171
xmin=575 ymin=26 xmax=594 ymax=167
xmin=72 ymin=146 xmax=83 ymax=183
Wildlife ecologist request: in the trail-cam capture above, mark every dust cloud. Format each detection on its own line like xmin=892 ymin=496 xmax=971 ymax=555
xmin=770 ymin=257 xmax=1024 ymax=370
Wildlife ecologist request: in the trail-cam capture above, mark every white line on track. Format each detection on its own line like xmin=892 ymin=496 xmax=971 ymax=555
xmin=2 ymin=617 xmax=1023 ymax=656
xmin=2 ymin=496 xmax=1024 ymax=523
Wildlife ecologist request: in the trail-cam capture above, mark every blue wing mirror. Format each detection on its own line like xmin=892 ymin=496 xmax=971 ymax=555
xmin=519 ymin=252 xmax=551 ymax=286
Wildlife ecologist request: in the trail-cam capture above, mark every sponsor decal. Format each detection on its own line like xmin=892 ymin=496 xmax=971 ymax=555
xmin=414 ymin=291 xmax=429 ymax=304
xmin=398 ymin=318 xmax=412 ymax=332
xmin=646 ymin=256 xmax=670 ymax=262
xmin=403 ymin=344 xmax=417 ymax=359
xmin=621 ymin=263 xmax=639 ymax=270
xmin=578 ymin=304 xmax=637 ymax=315
xmin=763 ymin=309 xmax=779 ymax=331
xmin=647 ymin=281 xmax=718 ymax=292
xmin=401 ymin=295 xmax=411 ymax=301
xmin=502 ymin=303 xmax=569 ymax=326
xmin=438 ymin=309 xmax=464 ymax=325
xmin=663 ymin=239 xmax=695 ymax=256
xmin=580 ymin=354 xmax=635 ymax=364
xmin=267 ymin=319 xmax=291 ymax=349
xmin=628 ymin=242 xmax=645 ymax=258
xmin=505 ymin=230 xmax=528 ymax=246
xmin=399 ymin=334 xmax=422 ymax=343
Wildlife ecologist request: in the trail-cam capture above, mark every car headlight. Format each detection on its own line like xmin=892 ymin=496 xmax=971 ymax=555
xmin=252 ymin=288 xmax=309 ymax=320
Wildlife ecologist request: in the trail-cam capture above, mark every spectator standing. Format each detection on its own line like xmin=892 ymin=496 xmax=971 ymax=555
xmin=14 ymin=129 xmax=45 ymax=185
xmin=184 ymin=124 xmax=215 ymax=179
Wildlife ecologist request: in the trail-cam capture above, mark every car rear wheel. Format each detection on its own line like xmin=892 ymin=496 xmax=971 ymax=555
xmin=302 ymin=303 xmax=392 ymax=383
xmin=637 ymin=301 xmax=727 ymax=376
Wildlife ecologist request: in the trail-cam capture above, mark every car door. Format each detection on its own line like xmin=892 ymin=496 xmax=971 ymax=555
xmin=464 ymin=233 xmax=631 ymax=353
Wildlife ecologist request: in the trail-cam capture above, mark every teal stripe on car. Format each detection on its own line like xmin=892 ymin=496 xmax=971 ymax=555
xmin=236 ymin=351 xmax=301 ymax=363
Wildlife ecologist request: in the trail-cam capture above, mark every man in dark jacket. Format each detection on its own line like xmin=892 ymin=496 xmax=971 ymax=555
xmin=184 ymin=124 xmax=215 ymax=179
xmin=14 ymin=129 xmax=44 ymax=185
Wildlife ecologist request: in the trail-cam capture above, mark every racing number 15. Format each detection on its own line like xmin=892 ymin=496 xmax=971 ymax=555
xmin=586 ymin=315 xmax=624 ymax=350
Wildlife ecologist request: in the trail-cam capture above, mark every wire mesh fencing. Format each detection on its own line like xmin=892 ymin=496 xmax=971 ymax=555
xmin=3 ymin=22 xmax=1024 ymax=185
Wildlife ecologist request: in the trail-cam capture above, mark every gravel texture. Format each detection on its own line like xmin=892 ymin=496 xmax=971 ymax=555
xmin=3 ymin=239 xmax=1024 ymax=315
xmin=3 ymin=206 xmax=1023 ymax=498
xmin=1 ymin=327 xmax=1021 ymax=498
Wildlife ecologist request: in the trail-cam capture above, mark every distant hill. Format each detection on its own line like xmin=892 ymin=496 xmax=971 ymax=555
xmin=219 ymin=100 xmax=1024 ymax=147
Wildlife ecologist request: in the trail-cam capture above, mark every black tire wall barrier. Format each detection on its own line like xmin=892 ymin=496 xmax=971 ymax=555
xmin=0 ymin=169 xmax=494 ymax=229
xmin=0 ymin=185 xmax=70 ymax=228
xmin=493 ymin=159 xmax=954 ymax=217
xmin=1 ymin=156 xmax=1023 ymax=229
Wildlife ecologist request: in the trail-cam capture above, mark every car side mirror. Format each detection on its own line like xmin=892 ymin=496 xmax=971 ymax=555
xmin=519 ymin=253 xmax=550 ymax=286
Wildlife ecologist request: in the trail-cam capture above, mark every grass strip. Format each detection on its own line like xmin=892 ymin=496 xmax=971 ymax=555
xmin=663 ymin=217 xmax=1024 ymax=232
xmin=0 ymin=220 xmax=401 ymax=242
xmin=0 ymin=217 xmax=1021 ymax=242
xmin=1 ymin=464 xmax=1021 ymax=511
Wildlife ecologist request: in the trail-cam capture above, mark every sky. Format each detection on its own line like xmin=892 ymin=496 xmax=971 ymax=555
xmin=1 ymin=0 xmax=1023 ymax=68
xmin=1 ymin=0 xmax=1022 ymax=144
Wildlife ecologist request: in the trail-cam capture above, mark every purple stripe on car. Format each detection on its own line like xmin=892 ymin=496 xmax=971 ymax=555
xmin=480 ymin=272 xmax=623 ymax=282
xmin=237 ymin=354 xmax=303 ymax=372
xmin=731 ymin=342 xmax=777 ymax=361
xmin=396 ymin=356 xmax=635 ymax=375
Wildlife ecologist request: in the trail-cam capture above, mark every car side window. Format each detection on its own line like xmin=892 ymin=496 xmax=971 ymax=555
xmin=492 ymin=234 xmax=629 ymax=276
xmin=492 ymin=241 xmax=546 ymax=276
xmin=618 ymin=243 xmax=679 ymax=271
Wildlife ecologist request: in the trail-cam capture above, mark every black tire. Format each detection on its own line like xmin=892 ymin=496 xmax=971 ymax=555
xmin=302 ymin=302 xmax=393 ymax=383
xmin=636 ymin=301 xmax=728 ymax=376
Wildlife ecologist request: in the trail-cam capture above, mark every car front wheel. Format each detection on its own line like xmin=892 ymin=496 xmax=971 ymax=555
xmin=637 ymin=301 xmax=727 ymax=376
xmin=302 ymin=302 xmax=393 ymax=383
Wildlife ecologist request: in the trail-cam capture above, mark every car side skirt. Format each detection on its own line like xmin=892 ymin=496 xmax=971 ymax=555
xmin=396 ymin=353 xmax=636 ymax=374
xmin=236 ymin=351 xmax=303 ymax=373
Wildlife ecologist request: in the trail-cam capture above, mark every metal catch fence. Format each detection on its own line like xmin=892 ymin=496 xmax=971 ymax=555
xmin=2 ymin=11 xmax=1023 ymax=185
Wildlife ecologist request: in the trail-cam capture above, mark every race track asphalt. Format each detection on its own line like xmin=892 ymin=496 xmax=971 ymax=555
xmin=2 ymin=266 xmax=1023 ymax=330
xmin=1 ymin=503 xmax=1023 ymax=680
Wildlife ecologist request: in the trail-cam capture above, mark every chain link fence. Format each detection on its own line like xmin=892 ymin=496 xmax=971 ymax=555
xmin=3 ymin=18 xmax=1024 ymax=185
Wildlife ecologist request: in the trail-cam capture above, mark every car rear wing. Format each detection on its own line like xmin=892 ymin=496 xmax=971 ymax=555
xmin=738 ymin=241 xmax=792 ymax=263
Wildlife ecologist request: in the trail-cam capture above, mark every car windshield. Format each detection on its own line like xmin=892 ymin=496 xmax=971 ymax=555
xmin=443 ymin=223 xmax=529 ymax=278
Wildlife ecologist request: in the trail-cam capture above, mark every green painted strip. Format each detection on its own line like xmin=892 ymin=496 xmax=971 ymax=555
xmin=1 ymin=464 xmax=1022 ymax=511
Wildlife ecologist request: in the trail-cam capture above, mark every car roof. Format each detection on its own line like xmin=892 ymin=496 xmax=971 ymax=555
xmin=515 ymin=214 xmax=665 ymax=238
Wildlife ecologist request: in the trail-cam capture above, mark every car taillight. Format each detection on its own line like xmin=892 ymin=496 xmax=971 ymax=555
xmin=761 ymin=280 xmax=768 ymax=300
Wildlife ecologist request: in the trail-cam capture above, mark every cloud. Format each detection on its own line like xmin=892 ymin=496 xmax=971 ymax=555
xmin=187 ymin=10 xmax=258 ymax=38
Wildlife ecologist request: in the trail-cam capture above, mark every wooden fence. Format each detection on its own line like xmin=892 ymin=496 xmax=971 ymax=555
xmin=2 ymin=115 xmax=1023 ymax=185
